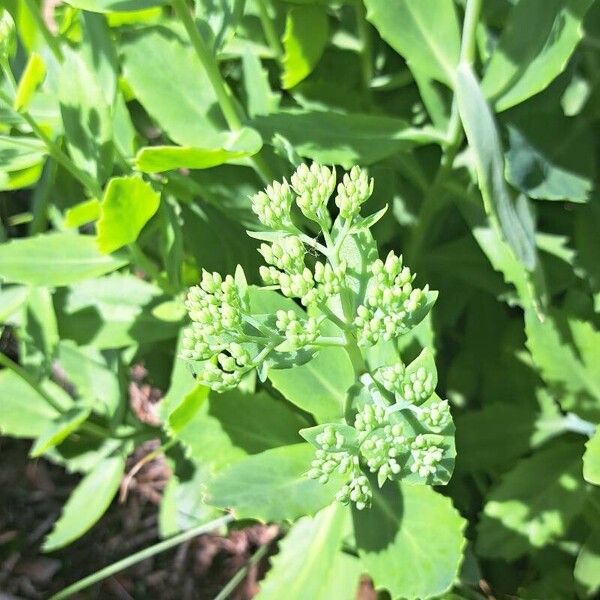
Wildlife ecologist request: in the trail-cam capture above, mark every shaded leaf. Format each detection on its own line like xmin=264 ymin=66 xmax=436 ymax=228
xmin=30 ymin=407 xmax=92 ymax=457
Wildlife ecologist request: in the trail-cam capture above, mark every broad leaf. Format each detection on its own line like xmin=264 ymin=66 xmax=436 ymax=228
xmin=354 ymin=483 xmax=466 ymax=600
xmin=477 ymin=441 xmax=587 ymax=560
xmin=583 ymin=427 xmax=600 ymax=485
xmin=206 ymin=444 xmax=342 ymax=521
xmin=96 ymin=175 xmax=161 ymax=253
xmin=30 ymin=406 xmax=92 ymax=457
xmin=43 ymin=454 xmax=125 ymax=551
xmin=281 ymin=5 xmax=328 ymax=89
xmin=455 ymin=64 xmax=537 ymax=271
xmin=364 ymin=0 xmax=460 ymax=86
xmin=256 ymin=504 xmax=360 ymax=600
xmin=252 ymin=110 xmax=439 ymax=168
xmin=0 ymin=233 xmax=127 ymax=286
xmin=482 ymin=0 xmax=595 ymax=111
xmin=575 ymin=531 xmax=600 ymax=597
xmin=62 ymin=0 xmax=166 ymax=12
xmin=59 ymin=47 xmax=113 ymax=183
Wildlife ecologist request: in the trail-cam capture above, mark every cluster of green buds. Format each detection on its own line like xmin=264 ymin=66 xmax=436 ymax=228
xmin=182 ymin=162 xmax=454 ymax=507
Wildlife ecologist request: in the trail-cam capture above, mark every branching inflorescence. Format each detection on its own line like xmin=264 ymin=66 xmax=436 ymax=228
xmin=182 ymin=162 xmax=455 ymax=508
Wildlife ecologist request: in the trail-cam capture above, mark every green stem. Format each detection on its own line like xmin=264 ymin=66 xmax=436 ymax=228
xmin=213 ymin=542 xmax=271 ymax=600
xmin=355 ymin=0 xmax=373 ymax=92
xmin=257 ymin=0 xmax=283 ymax=59
xmin=23 ymin=0 xmax=64 ymax=62
xmin=171 ymin=0 xmax=242 ymax=130
xmin=406 ymin=0 xmax=482 ymax=267
xmin=48 ymin=514 xmax=234 ymax=600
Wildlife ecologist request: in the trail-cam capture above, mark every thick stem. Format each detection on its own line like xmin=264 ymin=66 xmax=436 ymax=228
xmin=257 ymin=0 xmax=283 ymax=59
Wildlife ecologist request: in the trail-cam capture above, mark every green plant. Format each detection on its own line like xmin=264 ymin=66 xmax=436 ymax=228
xmin=1 ymin=0 xmax=600 ymax=599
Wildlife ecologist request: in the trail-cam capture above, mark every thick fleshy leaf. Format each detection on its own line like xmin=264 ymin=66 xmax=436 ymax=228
xmin=482 ymin=0 xmax=595 ymax=111
xmin=583 ymin=427 xmax=600 ymax=485
xmin=256 ymin=504 xmax=360 ymax=600
xmin=59 ymin=47 xmax=113 ymax=183
xmin=206 ymin=444 xmax=342 ymax=521
xmin=96 ymin=175 xmax=160 ymax=253
xmin=281 ymin=5 xmax=328 ymax=89
xmin=455 ymin=64 xmax=537 ymax=271
xmin=354 ymin=483 xmax=466 ymax=600
xmin=43 ymin=454 xmax=125 ymax=551
xmin=252 ymin=110 xmax=439 ymax=168
xmin=121 ymin=25 xmax=223 ymax=147
xmin=135 ymin=128 xmax=262 ymax=173
xmin=477 ymin=441 xmax=587 ymax=560
xmin=0 ymin=233 xmax=127 ymax=286
xmin=364 ymin=0 xmax=460 ymax=86
xmin=30 ymin=407 xmax=92 ymax=457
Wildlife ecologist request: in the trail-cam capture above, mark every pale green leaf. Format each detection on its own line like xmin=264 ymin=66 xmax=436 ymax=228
xmin=13 ymin=52 xmax=45 ymax=111
xmin=256 ymin=504 xmax=360 ymax=600
xmin=281 ymin=5 xmax=328 ymax=89
xmin=242 ymin=51 xmax=280 ymax=117
xmin=477 ymin=441 xmax=587 ymax=560
xmin=135 ymin=128 xmax=262 ymax=173
xmin=253 ymin=110 xmax=440 ymax=168
xmin=96 ymin=175 xmax=160 ymax=253
xmin=62 ymin=0 xmax=166 ymax=12
xmin=43 ymin=454 xmax=125 ymax=551
xmin=0 ymin=135 xmax=46 ymax=171
xmin=455 ymin=63 xmax=537 ymax=271
xmin=364 ymin=0 xmax=460 ymax=86
xmin=482 ymin=0 xmax=594 ymax=111
xmin=583 ymin=427 xmax=600 ymax=485
xmin=65 ymin=198 xmax=101 ymax=228
xmin=121 ymin=25 xmax=223 ymax=147
xmin=354 ymin=483 xmax=466 ymax=600
xmin=0 ymin=370 xmax=59 ymax=438
xmin=0 ymin=233 xmax=127 ymax=286
xmin=574 ymin=531 xmax=600 ymax=597
xmin=59 ymin=47 xmax=113 ymax=183
xmin=30 ymin=406 xmax=92 ymax=457
xmin=206 ymin=444 xmax=342 ymax=521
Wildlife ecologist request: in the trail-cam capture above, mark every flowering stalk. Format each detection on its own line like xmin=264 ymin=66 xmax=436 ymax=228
xmin=182 ymin=162 xmax=455 ymax=508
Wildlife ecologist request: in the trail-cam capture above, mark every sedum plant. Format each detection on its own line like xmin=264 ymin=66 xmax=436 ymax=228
xmin=181 ymin=163 xmax=454 ymax=509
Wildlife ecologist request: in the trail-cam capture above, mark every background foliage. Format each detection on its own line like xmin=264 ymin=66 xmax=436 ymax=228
xmin=1 ymin=0 xmax=600 ymax=598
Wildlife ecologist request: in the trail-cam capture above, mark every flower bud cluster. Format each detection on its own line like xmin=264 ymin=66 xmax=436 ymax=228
xmin=291 ymin=163 xmax=336 ymax=225
xmin=336 ymin=474 xmax=372 ymax=511
xmin=251 ymin=179 xmax=294 ymax=229
xmin=314 ymin=260 xmax=346 ymax=297
xmin=400 ymin=366 xmax=435 ymax=404
xmin=275 ymin=310 xmax=320 ymax=349
xmin=420 ymin=399 xmax=451 ymax=432
xmin=335 ymin=166 xmax=374 ymax=219
xmin=374 ymin=363 xmax=406 ymax=394
xmin=410 ymin=435 xmax=444 ymax=478
xmin=354 ymin=251 xmax=429 ymax=346
xmin=307 ymin=449 xmax=353 ymax=484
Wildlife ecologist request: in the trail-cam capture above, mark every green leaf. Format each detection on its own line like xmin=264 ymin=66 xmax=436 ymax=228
xmin=583 ymin=427 xmax=600 ymax=485
xmin=482 ymin=0 xmax=595 ymax=111
xmin=121 ymin=25 xmax=222 ymax=147
xmin=59 ymin=47 xmax=113 ymax=183
xmin=364 ymin=0 xmax=460 ymax=86
xmin=96 ymin=175 xmax=160 ymax=253
xmin=0 ymin=233 xmax=127 ymax=286
xmin=65 ymin=198 xmax=101 ymax=228
xmin=134 ymin=128 xmax=262 ymax=173
xmin=256 ymin=504 xmax=360 ymax=600
xmin=455 ymin=64 xmax=537 ymax=271
xmin=354 ymin=483 xmax=466 ymax=600
xmin=206 ymin=444 xmax=342 ymax=521
xmin=242 ymin=51 xmax=280 ymax=117
xmin=13 ymin=52 xmax=45 ymax=111
xmin=0 ymin=370 xmax=59 ymax=438
xmin=252 ymin=110 xmax=439 ymax=168
xmin=43 ymin=454 xmax=125 ymax=551
xmin=62 ymin=0 xmax=166 ymax=12
xmin=30 ymin=406 xmax=92 ymax=457
xmin=575 ymin=531 xmax=600 ymax=597
xmin=476 ymin=441 xmax=587 ymax=560
xmin=54 ymin=273 xmax=179 ymax=349
xmin=0 ymin=135 xmax=47 ymax=172
xmin=504 ymin=114 xmax=593 ymax=203
xmin=281 ymin=5 xmax=328 ymax=89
